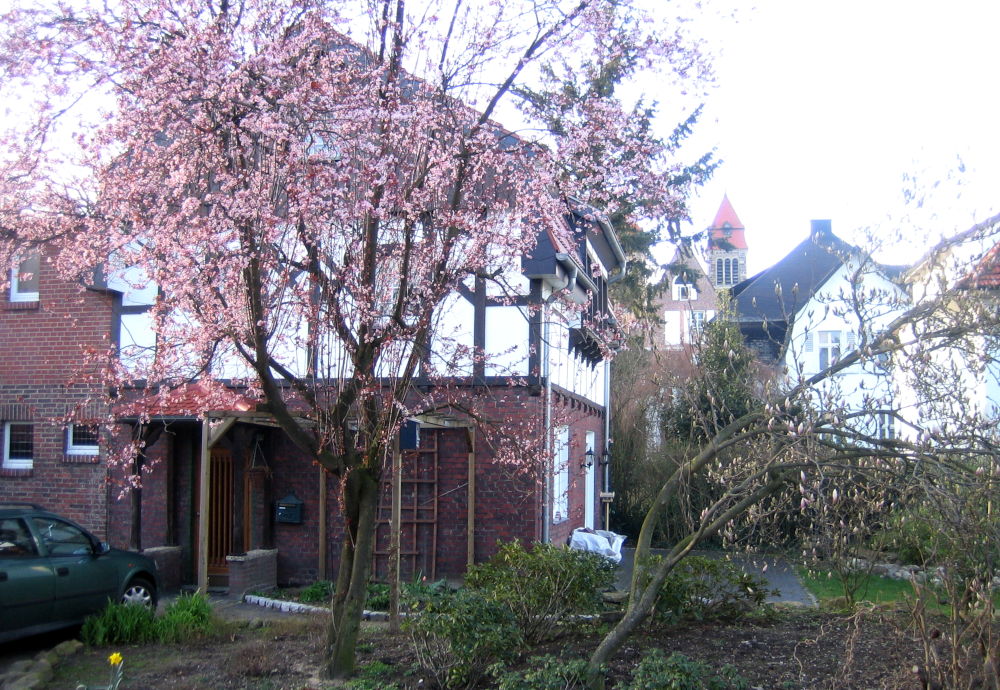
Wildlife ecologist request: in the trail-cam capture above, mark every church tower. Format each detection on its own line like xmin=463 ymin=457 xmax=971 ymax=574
xmin=706 ymin=194 xmax=748 ymax=289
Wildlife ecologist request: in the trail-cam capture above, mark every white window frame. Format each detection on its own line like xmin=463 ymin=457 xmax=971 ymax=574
xmin=66 ymin=424 xmax=99 ymax=456
xmin=688 ymin=310 xmax=706 ymax=338
xmin=552 ymin=426 xmax=569 ymax=523
xmin=10 ymin=253 xmax=39 ymax=303
xmin=3 ymin=422 xmax=34 ymax=470
xmin=672 ymin=277 xmax=696 ymax=302
xmin=818 ymin=330 xmax=842 ymax=370
xmin=877 ymin=412 xmax=896 ymax=440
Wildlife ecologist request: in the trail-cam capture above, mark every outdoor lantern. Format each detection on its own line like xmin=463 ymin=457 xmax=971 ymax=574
xmin=581 ymin=448 xmax=595 ymax=469
xmin=600 ymin=449 xmax=611 ymax=466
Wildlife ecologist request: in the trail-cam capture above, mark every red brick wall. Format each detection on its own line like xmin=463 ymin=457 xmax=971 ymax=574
xmin=0 ymin=248 xmax=115 ymax=538
xmin=548 ymin=389 xmax=606 ymax=547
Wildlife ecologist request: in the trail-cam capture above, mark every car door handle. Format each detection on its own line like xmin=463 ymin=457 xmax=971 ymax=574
xmin=0 ymin=571 xmax=7 ymax=582
xmin=56 ymin=566 xmax=69 ymax=576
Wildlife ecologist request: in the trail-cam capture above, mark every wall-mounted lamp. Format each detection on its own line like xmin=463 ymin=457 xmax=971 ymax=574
xmin=600 ymin=449 xmax=611 ymax=466
xmin=581 ymin=448 xmax=595 ymax=470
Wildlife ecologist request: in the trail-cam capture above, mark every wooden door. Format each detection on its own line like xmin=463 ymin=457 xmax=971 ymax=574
xmin=207 ymin=448 xmax=234 ymax=585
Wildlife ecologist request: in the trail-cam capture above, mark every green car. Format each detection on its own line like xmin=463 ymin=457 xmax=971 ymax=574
xmin=0 ymin=503 xmax=160 ymax=643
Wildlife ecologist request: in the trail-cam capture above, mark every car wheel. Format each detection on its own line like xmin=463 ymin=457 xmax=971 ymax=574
xmin=121 ymin=577 xmax=156 ymax=608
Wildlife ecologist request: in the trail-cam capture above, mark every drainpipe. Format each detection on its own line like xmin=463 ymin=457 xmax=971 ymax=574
xmin=603 ymin=358 xmax=612 ymax=530
xmin=542 ymin=259 xmax=578 ymax=544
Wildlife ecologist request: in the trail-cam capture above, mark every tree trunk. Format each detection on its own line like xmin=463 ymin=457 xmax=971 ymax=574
xmin=585 ymin=470 xmax=788 ymax=688
xmin=323 ymin=467 xmax=380 ymax=679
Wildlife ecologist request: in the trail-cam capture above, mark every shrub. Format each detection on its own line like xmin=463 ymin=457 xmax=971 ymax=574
xmin=364 ymin=582 xmax=390 ymax=611
xmin=465 ymin=540 xmax=616 ymax=643
xmin=881 ymin=506 xmax=951 ymax=566
xmin=618 ymin=649 xmax=747 ymax=690
xmin=299 ymin=579 xmax=334 ymax=604
xmin=494 ymin=655 xmax=593 ymax=689
xmin=650 ymin=555 xmax=770 ymax=625
xmin=81 ymin=591 xmax=217 ymax=646
xmin=81 ymin=601 xmax=159 ymax=645
xmin=405 ymin=587 xmax=522 ymax=690
xmin=157 ymin=591 xmax=216 ymax=642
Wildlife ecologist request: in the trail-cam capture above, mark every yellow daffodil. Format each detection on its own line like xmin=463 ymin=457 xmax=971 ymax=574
xmin=108 ymin=652 xmax=123 ymax=666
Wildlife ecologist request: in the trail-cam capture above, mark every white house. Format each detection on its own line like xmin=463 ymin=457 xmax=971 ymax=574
xmin=731 ymin=220 xmax=909 ymax=438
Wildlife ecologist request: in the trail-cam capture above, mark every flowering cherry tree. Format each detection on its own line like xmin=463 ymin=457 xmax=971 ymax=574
xmin=0 ymin=0 xmax=709 ymax=677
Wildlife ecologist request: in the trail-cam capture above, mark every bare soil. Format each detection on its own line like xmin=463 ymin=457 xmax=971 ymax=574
xmin=44 ymin=607 xmax=931 ymax=689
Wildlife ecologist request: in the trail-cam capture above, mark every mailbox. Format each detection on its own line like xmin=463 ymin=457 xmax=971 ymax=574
xmin=275 ymin=492 xmax=304 ymax=524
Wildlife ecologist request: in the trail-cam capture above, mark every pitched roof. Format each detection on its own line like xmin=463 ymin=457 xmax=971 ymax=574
xmin=711 ymin=194 xmax=744 ymax=230
xmin=956 ymin=241 xmax=1000 ymax=289
xmin=731 ymin=220 xmax=852 ymax=325
xmin=115 ymin=380 xmax=258 ymax=419
xmin=708 ymin=194 xmax=748 ymax=250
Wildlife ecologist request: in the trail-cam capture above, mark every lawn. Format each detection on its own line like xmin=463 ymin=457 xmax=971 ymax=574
xmin=798 ymin=568 xmax=920 ymax=607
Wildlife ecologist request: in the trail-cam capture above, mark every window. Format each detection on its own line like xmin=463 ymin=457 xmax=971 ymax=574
xmin=10 ymin=253 xmax=39 ymax=302
xmin=672 ymin=277 xmax=696 ymax=302
xmin=3 ymin=422 xmax=33 ymax=469
xmin=31 ymin=516 xmax=94 ymax=556
xmin=552 ymin=426 xmax=569 ymax=522
xmin=67 ymin=424 xmax=99 ymax=455
xmin=688 ymin=310 xmax=706 ymax=338
xmin=714 ymin=257 xmax=739 ymax=287
xmin=818 ymin=331 xmax=842 ymax=370
xmin=877 ymin=412 xmax=896 ymax=440
xmin=0 ymin=517 xmax=38 ymax=557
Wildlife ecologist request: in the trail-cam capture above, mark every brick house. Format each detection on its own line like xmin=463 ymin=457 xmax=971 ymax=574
xmin=0 ymin=205 xmax=623 ymax=593
xmin=0 ymin=248 xmax=114 ymax=534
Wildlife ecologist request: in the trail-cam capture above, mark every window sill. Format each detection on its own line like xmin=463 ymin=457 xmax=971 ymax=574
xmin=62 ymin=453 xmax=100 ymax=464
xmin=0 ymin=467 xmax=34 ymax=477
xmin=4 ymin=300 xmax=40 ymax=311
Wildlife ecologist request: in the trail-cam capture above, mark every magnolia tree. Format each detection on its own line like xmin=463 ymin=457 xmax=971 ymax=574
xmin=586 ymin=213 xmax=1000 ymax=684
xmin=0 ymin=0 xmax=711 ymax=677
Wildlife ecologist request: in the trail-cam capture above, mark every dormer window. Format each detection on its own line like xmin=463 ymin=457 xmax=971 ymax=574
xmin=10 ymin=253 xmax=39 ymax=302
xmin=672 ymin=276 xmax=697 ymax=301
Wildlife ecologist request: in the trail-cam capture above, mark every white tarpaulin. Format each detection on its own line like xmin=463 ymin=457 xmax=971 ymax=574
xmin=569 ymin=528 xmax=626 ymax=563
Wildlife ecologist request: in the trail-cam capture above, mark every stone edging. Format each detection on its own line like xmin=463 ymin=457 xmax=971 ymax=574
xmin=0 ymin=639 xmax=83 ymax=690
xmin=242 ymin=594 xmax=390 ymax=621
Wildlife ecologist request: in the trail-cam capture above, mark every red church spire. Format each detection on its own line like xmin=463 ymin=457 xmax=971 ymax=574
xmin=708 ymin=194 xmax=748 ymax=250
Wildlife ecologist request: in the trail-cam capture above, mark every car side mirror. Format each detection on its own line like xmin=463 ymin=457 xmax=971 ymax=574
xmin=95 ymin=541 xmax=111 ymax=555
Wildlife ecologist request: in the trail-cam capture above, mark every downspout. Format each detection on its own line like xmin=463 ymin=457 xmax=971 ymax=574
xmin=542 ymin=259 xmax=578 ymax=544
xmin=603 ymin=358 xmax=612 ymax=530
xmin=601 ymin=237 xmax=624 ymax=530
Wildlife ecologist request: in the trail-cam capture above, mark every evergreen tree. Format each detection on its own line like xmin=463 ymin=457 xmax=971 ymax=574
xmin=514 ymin=3 xmax=718 ymax=321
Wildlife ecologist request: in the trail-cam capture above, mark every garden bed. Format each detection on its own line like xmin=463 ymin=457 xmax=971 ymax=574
xmin=46 ymin=609 xmax=926 ymax=689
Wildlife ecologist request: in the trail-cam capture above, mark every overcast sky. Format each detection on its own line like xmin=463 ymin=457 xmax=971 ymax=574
xmin=668 ymin=0 xmax=1000 ymax=274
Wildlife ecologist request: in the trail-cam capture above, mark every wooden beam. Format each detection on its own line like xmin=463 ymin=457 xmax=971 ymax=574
xmin=207 ymin=416 xmax=237 ymax=448
xmin=389 ymin=434 xmax=402 ymax=632
xmin=318 ymin=467 xmax=327 ymax=580
xmin=197 ymin=416 xmax=211 ymax=593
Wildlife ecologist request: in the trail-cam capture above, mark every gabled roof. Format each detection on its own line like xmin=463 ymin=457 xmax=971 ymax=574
xmin=732 ymin=219 xmax=909 ymax=327
xmin=731 ymin=221 xmax=848 ymax=326
xmin=956 ymin=241 xmax=1000 ymax=289
xmin=664 ymin=246 xmax=715 ymax=296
